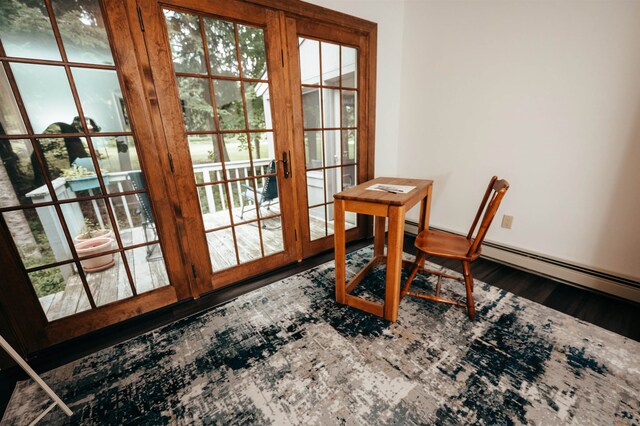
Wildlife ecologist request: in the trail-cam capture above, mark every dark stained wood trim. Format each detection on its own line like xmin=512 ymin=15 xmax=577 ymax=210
xmin=129 ymin=0 xmax=213 ymax=297
xmin=244 ymin=0 xmax=377 ymax=33
xmin=43 ymin=285 xmax=178 ymax=345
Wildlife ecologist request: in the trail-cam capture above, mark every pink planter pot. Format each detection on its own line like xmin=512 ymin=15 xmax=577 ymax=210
xmin=75 ymin=237 xmax=116 ymax=272
xmin=74 ymin=229 xmax=114 ymax=244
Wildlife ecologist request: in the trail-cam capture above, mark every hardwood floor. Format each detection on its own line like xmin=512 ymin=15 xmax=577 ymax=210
xmin=2 ymin=233 xmax=638 ymax=419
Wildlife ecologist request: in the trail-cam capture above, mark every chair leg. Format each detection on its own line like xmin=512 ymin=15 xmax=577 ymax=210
xmin=401 ymin=252 xmax=426 ymax=298
xmin=462 ymin=261 xmax=476 ymax=321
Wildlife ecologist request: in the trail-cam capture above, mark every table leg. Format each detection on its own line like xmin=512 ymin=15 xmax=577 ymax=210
xmin=416 ymin=184 xmax=433 ymax=269
xmin=334 ymin=199 xmax=346 ymax=304
xmin=384 ymin=205 xmax=405 ymax=321
xmin=374 ymin=216 xmax=386 ymax=257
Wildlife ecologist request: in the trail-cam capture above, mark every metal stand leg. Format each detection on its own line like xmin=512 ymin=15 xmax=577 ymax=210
xmin=0 ymin=335 xmax=72 ymax=424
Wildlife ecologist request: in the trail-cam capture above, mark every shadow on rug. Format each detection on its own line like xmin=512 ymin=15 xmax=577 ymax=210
xmin=3 ymin=247 xmax=639 ymax=425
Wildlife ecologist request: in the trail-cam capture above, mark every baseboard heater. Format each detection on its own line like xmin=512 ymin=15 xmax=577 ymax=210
xmin=404 ymin=221 xmax=640 ymax=304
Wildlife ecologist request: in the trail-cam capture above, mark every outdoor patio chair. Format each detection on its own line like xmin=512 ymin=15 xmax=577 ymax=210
xmin=128 ymin=171 xmax=159 ymax=259
xmin=401 ymin=176 xmax=509 ymax=320
xmin=240 ymin=160 xmax=279 ymax=221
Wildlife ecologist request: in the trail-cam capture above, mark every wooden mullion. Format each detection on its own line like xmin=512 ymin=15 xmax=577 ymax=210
xmin=301 ymin=83 xmax=343 ymax=90
xmin=199 ymin=14 xmax=239 ymax=265
xmin=0 ymin=189 xmax=148 ymax=214
xmin=174 ymin=71 xmax=267 ymax=83
xmin=0 ymin=55 xmax=116 ymax=70
xmin=0 ymin=131 xmax=133 ymax=140
xmin=186 ymin=128 xmax=272 ymax=136
xmin=233 ymin=23 xmax=266 ymax=257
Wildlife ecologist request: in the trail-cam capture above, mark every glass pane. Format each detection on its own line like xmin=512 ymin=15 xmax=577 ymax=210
xmin=321 ymin=42 xmax=340 ymax=85
xmin=342 ymin=164 xmax=357 ymax=190
xmin=2 ymin=207 xmax=73 ymax=268
xmin=163 ymin=9 xmax=206 ymax=74
xmin=214 ymin=80 xmax=244 ymax=130
xmin=322 ymin=88 xmax=340 ymax=128
xmin=93 ymin=136 xmax=142 ymax=193
xmin=35 ymin=136 xmax=97 ymax=195
xmin=32 ymin=264 xmax=92 ymax=321
xmin=326 ymin=202 xmax=335 ymax=236
xmin=177 ymin=77 xmax=216 ymax=132
xmin=200 ymin=183 xmax=231 ymax=230
xmin=206 ymin=227 xmax=236 ymax=271
xmin=302 ymin=88 xmax=321 ymax=129
xmin=0 ymin=1 xmax=61 ymax=61
xmin=306 ymin=170 xmax=325 ymax=206
xmin=261 ymin=216 xmax=283 ymax=256
xmin=244 ymin=82 xmax=270 ymax=130
xmin=188 ymin=135 xmax=219 ymax=183
xmin=345 ymin=211 xmax=357 ymax=231
xmin=250 ymin=132 xmax=275 ymax=176
xmin=125 ymin=244 xmax=169 ymax=294
xmin=0 ymin=65 xmax=27 ymax=135
xmin=308 ymin=205 xmax=326 ymax=241
xmin=204 ymin=18 xmax=238 ymax=77
xmin=87 ymin=253 xmax=133 ymax=307
xmin=341 ymin=130 xmax=357 ymax=165
xmin=108 ymin=194 xmax=153 ymax=247
xmin=325 ymin=167 xmax=342 ymax=202
xmin=10 ymin=63 xmax=79 ymax=134
xmin=222 ymin=133 xmax=250 ymax=165
xmin=304 ymin=131 xmax=322 ymax=169
xmin=298 ymin=38 xmax=320 ymax=85
xmin=0 ymin=139 xmax=45 ymax=208
xmin=324 ymin=130 xmax=340 ymax=167
xmin=235 ymin=222 xmax=262 ymax=264
xmin=341 ymin=90 xmax=357 ymax=127
xmin=235 ymin=178 xmax=258 ymax=222
xmin=341 ymin=47 xmax=358 ymax=88
xmin=72 ymin=68 xmax=128 ymax=133
xmin=62 ymin=199 xmax=115 ymax=257
xmin=238 ymin=25 xmax=267 ymax=79
xmin=52 ymin=0 xmax=114 ymax=65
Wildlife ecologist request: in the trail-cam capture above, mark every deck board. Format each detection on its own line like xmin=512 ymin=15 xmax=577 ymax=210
xmin=37 ymin=206 xmax=355 ymax=320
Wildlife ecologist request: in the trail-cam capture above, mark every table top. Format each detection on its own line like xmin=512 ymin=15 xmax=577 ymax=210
xmin=334 ymin=177 xmax=433 ymax=206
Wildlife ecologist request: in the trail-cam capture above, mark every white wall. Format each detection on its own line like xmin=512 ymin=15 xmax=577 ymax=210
xmin=397 ymin=0 xmax=640 ymax=279
xmin=308 ymin=0 xmax=640 ymax=280
xmin=306 ymin=0 xmax=404 ymax=177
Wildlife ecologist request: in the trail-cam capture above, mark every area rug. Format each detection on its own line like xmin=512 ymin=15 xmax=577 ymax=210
xmin=3 ymin=246 xmax=639 ymax=425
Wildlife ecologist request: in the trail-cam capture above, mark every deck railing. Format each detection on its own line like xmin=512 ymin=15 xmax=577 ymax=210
xmin=108 ymin=158 xmax=274 ymax=228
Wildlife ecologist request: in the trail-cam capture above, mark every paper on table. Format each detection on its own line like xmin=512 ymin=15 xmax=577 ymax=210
xmin=366 ymin=184 xmax=416 ymax=194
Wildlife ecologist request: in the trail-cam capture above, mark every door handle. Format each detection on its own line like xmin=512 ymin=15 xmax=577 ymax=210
xmin=282 ymin=151 xmax=290 ymax=179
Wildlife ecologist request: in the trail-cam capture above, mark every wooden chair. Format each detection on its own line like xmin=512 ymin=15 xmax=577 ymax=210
xmin=240 ymin=160 xmax=279 ymax=220
xmin=401 ymin=176 xmax=509 ymax=320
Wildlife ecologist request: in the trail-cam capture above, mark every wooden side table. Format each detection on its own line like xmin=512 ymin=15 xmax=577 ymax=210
xmin=333 ymin=177 xmax=433 ymax=322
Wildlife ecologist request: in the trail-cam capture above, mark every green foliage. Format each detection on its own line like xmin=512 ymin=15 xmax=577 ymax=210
xmin=29 ymin=267 xmax=65 ymax=298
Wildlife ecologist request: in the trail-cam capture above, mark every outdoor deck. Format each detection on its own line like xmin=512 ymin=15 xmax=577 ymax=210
xmin=37 ymin=205 xmax=351 ymax=321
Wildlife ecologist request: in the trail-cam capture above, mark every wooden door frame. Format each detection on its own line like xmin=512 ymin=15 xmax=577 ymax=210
xmin=0 ymin=0 xmax=376 ymax=356
xmin=284 ymin=15 xmax=377 ymax=258
xmin=0 ymin=0 xmax=198 ymax=353
xmin=137 ymin=0 xmax=303 ymax=291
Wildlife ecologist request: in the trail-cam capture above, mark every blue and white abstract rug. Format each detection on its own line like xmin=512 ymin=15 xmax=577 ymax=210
xmin=3 ymin=247 xmax=640 ymax=425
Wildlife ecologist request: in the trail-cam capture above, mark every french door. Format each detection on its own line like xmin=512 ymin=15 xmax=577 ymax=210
xmin=0 ymin=0 xmax=375 ymax=353
xmin=0 ymin=0 xmax=191 ymax=351
xmin=139 ymin=0 xmax=374 ymax=288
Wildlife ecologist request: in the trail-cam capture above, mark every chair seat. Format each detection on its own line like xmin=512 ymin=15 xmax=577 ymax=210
xmin=414 ymin=230 xmax=480 ymax=261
